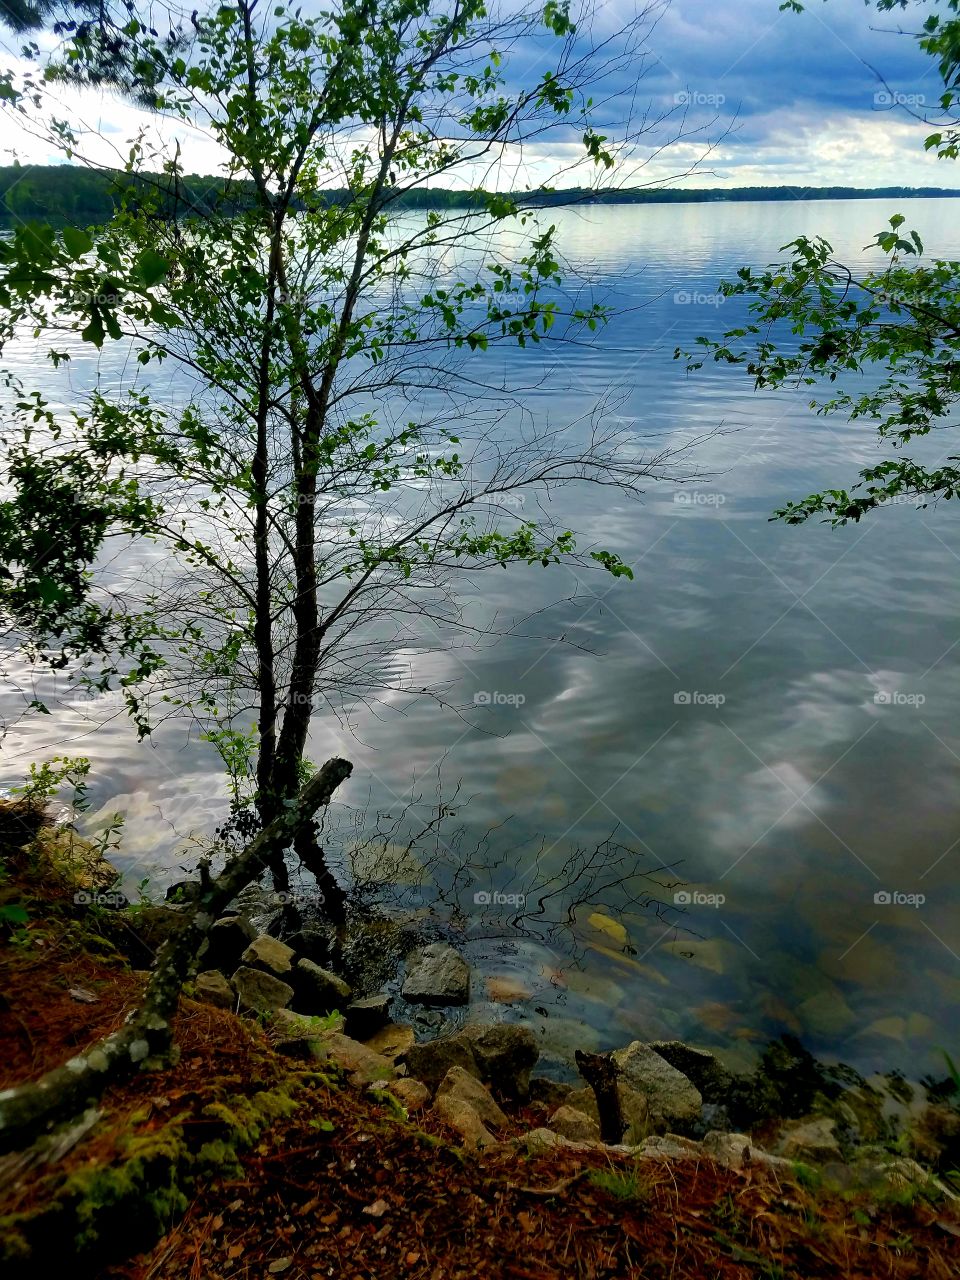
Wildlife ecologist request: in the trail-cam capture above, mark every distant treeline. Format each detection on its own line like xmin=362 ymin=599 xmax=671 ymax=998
xmin=1 ymin=165 xmax=959 ymax=223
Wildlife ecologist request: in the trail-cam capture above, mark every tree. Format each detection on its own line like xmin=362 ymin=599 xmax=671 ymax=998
xmin=0 ymin=0 xmax=707 ymax=905
xmin=678 ymin=0 xmax=960 ymax=526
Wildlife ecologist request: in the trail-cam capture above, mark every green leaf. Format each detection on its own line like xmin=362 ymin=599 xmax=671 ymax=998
xmin=135 ymin=248 xmax=170 ymax=289
xmin=62 ymin=226 xmax=93 ymax=259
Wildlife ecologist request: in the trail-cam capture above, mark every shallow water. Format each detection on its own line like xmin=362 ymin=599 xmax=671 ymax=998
xmin=3 ymin=198 xmax=959 ymax=1077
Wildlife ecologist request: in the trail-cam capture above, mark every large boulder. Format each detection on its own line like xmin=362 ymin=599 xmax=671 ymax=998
xmin=459 ymin=1024 xmax=538 ymax=1101
xmin=436 ymin=1066 xmax=510 ymax=1130
xmin=241 ymin=935 xmax=296 ymax=977
xmin=612 ymin=1041 xmax=702 ymax=1128
xmin=231 ymin=965 xmax=294 ymax=1014
xmin=293 ymin=958 xmax=352 ymax=1013
xmin=202 ymin=915 xmax=256 ymax=974
xmin=402 ymin=943 xmax=470 ymax=1005
xmin=648 ymin=1041 xmax=733 ymax=1105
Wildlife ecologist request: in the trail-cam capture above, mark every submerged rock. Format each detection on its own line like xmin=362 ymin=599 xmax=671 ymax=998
xmin=401 ymin=943 xmax=470 ymax=1005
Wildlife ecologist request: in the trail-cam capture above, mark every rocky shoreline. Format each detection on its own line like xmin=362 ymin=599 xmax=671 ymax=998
xmin=173 ymin=898 xmax=960 ymax=1204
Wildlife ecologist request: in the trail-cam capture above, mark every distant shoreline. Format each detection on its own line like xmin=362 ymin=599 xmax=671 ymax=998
xmin=0 ymin=164 xmax=958 ymax=223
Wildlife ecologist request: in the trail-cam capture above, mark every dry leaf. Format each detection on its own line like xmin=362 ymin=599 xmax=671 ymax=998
xmin=361 ymin=1199 xmax=389 ymax=1218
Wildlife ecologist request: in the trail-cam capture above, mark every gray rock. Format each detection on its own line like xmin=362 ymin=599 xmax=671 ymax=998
xmin=344 ymin=994 xmax=392 ymax=1040
xmin=231 ymin=964 xmax=294 ymax=1013
xmin=517 ymin=1127 xmax=601 ymax=1155
xmin=636 ymin=1133 xmax=703 ymax=1160
xmin=549 ymin=1105 xmax=601 ymax=1143
xmin=286 ymin=925 xmax=335 ymax=967
xmin=312 ymin=1031 xmax=397 ymax=1084
xmin=702 ymin=1130 xmax=752 ymax=1169
xmin=437 ymin=1066 xmax=510 ymax=1130
xmin=775 ymin=1116 xmax=842 ymax=1162
xmin=390 ymin=1078 xmax=431 ymax=1111
xmin=293 ymin=958 xmax=352 ymax=1013
xmin=270 ymin=1009 xmax=344 ymax=1060
xmin=401 ymin=1036 xmax=481 ymax=1094
xmin=612 ymin=1041 xmax=702 ymax=1127
xmin=459 ymin=1023 xmax=539 ymax=1100
xmin=194 ymin=969 xmax=234 ymax=1010
xmin=241 ymin=934 xmax=296 ymax=977
xmin=648 ymin=1041 xmax=734 ymax=1104
xmin=432 ymin=1094 xmax=498 ymax=1150
xmin=202 ymin=915 xmax=256 ymax=974
xmin=402 ymin=942 xmax=470 ymax=1005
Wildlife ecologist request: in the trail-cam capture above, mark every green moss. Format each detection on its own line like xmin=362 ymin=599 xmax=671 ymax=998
xmin=201 ymin=1085 xmax=301 ymax=1146
xmin=368 ymin=1088 xmax=408 ymax=1120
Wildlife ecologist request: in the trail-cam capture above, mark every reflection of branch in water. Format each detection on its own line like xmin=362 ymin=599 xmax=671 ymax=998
xmin=306 ymin=769 xmax=697 ymax=973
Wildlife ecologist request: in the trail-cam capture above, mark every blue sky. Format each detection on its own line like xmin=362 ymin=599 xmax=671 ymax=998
xmin=0 ymin=0 xmax=952 ymax=188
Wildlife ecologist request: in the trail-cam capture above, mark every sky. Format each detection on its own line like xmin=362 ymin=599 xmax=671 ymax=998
xmin=0 ymin=0 xmax=952 ymax=189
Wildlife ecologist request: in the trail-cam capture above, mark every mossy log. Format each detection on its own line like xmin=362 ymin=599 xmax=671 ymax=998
xmin=0 ymin=757 xmax=352 ymax=1155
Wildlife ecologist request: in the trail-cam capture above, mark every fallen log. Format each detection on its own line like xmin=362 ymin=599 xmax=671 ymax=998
xmin=0 ymin=756 xmax=352 ymax=1155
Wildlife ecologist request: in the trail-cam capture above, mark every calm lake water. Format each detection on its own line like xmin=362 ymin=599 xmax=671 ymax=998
xmin=3 ymin=198 xmax=959 ymax=1077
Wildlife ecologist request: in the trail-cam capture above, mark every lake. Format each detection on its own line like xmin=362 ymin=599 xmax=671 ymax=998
xmin=2 ymin=197 xmax=959 ymax=1078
